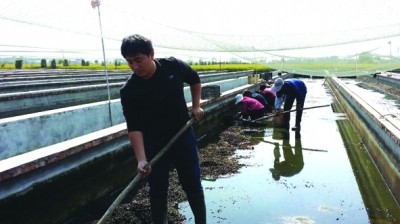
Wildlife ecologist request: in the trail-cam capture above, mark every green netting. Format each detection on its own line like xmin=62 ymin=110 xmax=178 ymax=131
xmin=1 ymin=0 xmax=399 ymax=76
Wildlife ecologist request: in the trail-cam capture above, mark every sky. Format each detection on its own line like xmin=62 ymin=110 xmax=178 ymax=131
xmin=0 ymin=0 xmax=400 ymax=62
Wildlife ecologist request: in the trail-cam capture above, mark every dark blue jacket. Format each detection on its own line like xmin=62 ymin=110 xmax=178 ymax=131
xmin=275 ymin=79 xmax=307 ymax=108
xmin=252 ymin=92 xmax=269 ymax=108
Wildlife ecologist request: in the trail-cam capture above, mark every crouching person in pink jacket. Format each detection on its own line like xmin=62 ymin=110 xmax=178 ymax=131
xmin=235 ymin=94 xmax=265 ymax=120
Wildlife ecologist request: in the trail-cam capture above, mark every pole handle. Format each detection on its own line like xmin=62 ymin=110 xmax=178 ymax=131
xmin=253 ymin=104 xmax=331 ymax=122
xmin=97 ymin=118 xmax=195 ymax=224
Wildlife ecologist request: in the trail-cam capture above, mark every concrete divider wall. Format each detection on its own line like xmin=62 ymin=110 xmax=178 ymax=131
xmin=328 ymin=77 xmax=400 ymax=203
xmin=0 ymin=69 xmax=222 ymax=79
xmin=197 ymin=70 xmax=253 ymax=82
xmin=0 ymin=82 xmax=260 ymax=224
xmin=359 ymin=74 xmax=400 ymax=89
xmin=1 ymin=71 xmax=252 ymax=94
xmin=0 ymin=74 xmax=127 ymax=84
xmin=0 ymin=84 xmax=121 ymax=119
xmin=0 ymin=77 xmax=251 ymax=160
xmin=0 ymin=102 xmax=113 ymax=160
xmin=0 ymin=78 xmax=127 ymax=94
xmin=0 ymin=71 xmax=253 ymax=119
xmin=184 ymin=76 xmax=248 ymax=102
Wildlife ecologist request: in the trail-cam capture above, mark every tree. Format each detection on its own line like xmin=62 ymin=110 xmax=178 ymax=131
xmin=63 ymin=59 xmax=69 ymax=66
xmin=358 ymin=52 xmax=373 ymax=63
xmin=114 ymin=59 xmax=119 ymax=68
xmin=41 ymin=59 xmax=47 ymax=68
xmin=187 ymin=56 xmax=193 ymax=65
xmin=81 ymin=59 xmax=86 ymax=66
xmin=95 ymin=60 xmax=99 ymax=64
xmin=58 ymin=59 xmax=63 ymax=64
xmin=85 ymin=61 xmax=90 ymax=66
xmin=229 ymin=57 xmax=240 ymax=64
xmin=15 ymin=60 xmax=23 ymax=69
xmin=51 ymin=59 xmax=56 ymax=69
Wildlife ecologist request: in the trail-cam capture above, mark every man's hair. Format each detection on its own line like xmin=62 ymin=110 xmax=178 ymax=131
xmin=243 ymin=90 xmax=252 ymax=97
xmin=121 ymin=34 xmax=154 ymax=58
xmin=260 ymin=84 xmax=267 ymax=91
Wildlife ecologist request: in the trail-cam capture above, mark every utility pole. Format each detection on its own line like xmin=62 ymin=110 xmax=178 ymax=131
xmin=253 ymin=46 xmax=257 ymax=74
xmin=62 ymin=49 xmax=65 ymax=71
xmin=355 ymin=54 xmax=358 ymax=70
xmin=219 ymin=56 xmax=221 ymax=71
xmin=91 ymin=0 xmax=113 ymax=126
xmin=388 ymin=41 xmax=392 ymax=63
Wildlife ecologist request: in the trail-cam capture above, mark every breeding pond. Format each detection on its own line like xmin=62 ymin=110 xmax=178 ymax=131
xmin=180 ymin=78 xmax=400 ymax=224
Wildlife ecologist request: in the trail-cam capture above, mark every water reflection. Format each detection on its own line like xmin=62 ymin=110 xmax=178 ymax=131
xmin=269 ymin=129 xmax=304 ymax=181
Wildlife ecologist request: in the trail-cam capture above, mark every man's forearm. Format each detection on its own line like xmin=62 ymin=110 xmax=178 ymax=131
xmin=275 ymin=97 xmax=284 ymax=109
xmin=129 ymin=131 xmax=146 ymax=162
xmin=190 ymin=83 xmax=202 ymax=108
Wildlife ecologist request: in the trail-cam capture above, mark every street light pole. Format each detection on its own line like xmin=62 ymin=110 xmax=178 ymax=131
xmin=355 ymin=54 xmax=358 ymax=70
xmin=91 ymin=0 xmax=113 ymax=126
xmin=388 ymin=41 xmax=392 ymax=63
xmin=253 ymin=46 xmax=257 ymax=75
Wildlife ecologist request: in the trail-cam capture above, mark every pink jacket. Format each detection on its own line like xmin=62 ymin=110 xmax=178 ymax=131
xmin=242 ymin=96 xmax=264 ymax=114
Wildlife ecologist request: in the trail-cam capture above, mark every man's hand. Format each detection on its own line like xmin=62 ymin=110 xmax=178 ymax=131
xmin=192 ymin=107 xmax=204 ymax=121
xmin=137 ymin=160 xmax=151 ymax=177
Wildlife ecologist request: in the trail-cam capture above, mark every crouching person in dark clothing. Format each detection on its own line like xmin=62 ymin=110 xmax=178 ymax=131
xmin=243 ymin=90 xmax=273 ymax=113
xmin=271 ymin=78 xmax=307 ymax=131
xmin=120 ymin=34 xmax=206 ymax=224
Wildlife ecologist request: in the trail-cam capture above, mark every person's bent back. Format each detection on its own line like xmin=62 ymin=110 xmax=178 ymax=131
xmin=235 ymin=94 xmax=265 ymax=120
xmin=260 ymin=89 xmax=276 ymax=110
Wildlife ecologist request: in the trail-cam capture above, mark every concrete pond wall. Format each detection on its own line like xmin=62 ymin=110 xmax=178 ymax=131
xmin=327 ymin=77 xmax=400 ymax=204
xmin=0 ymin=76 xmax=250 ymax=160
xmin=2 ymin=72 xmax=398 ymax=224
xmin=0 ymin=71 xmax=253 ymax=119
xmin=0 ymin=80 xmax=262 ymax=224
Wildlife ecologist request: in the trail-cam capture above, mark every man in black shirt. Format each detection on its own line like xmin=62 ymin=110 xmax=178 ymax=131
xmin=120 ymin=34 xmax=206 ymax=224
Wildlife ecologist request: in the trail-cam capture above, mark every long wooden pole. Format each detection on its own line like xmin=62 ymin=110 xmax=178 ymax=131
xmin=252 ymin=104 xmax=331 ymax=122
xmin=97 ymin=118 xmax=195 ymax=224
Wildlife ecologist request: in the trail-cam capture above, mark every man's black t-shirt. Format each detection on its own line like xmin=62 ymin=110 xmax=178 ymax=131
xmin=120 ymin=57 xmax=200 ymax=140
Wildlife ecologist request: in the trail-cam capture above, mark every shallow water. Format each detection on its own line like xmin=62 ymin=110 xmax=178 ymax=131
xmin=180 ymin=78 xmax=400 ymax=223
xmin=344 ymin=79 xmax=400 ymax=118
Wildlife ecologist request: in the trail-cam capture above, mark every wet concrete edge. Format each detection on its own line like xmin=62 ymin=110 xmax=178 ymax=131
xmin=327 ymin=77 xmax=400 ymax=205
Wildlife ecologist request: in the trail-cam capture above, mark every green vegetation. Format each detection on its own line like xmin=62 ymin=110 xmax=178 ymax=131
xmin=40 ymin=59 xmax=47 ymax=68
xmin=191 ymin=64 xmax=274 ymax=72
xmin=0 ymin=63 xmax=131 ymax=70
xmin=0 ymin=62 xmax=397 ymax=74
xmin=268 ymin=63 xmax=378 ymax=70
